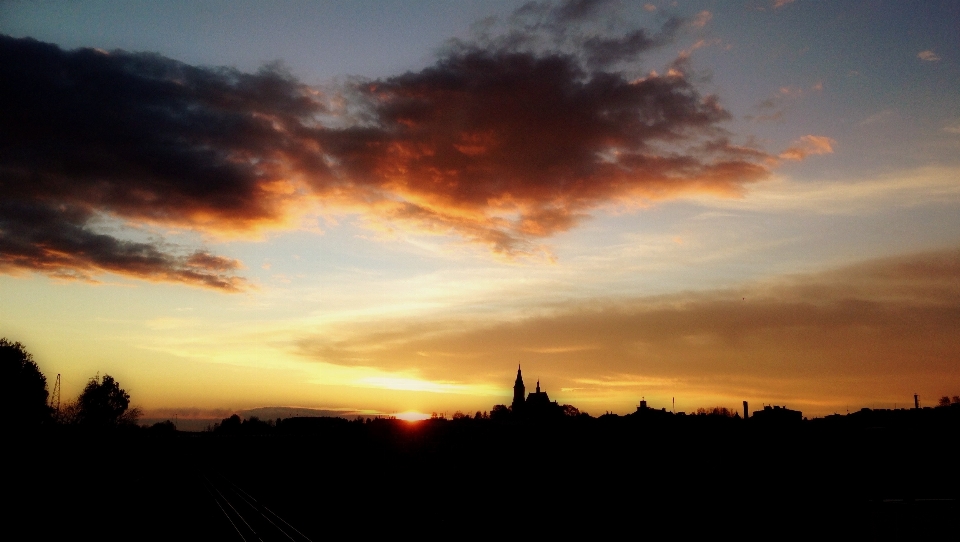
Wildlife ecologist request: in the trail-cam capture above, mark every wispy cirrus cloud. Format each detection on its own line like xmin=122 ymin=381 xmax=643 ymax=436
xmin=1 ymin=1 xmax=827 ymax=289
xmin=917 ymin=50 xmax=941 ymax=62
xmin=746 ymin=82 xmax=824 ymax=123
xmin=779 ymin=135 xmax=835 ymax=161
xmin=690 ymin=10 xmax=712 ymax=28
xmin=691 ymin=166 xmax=960 ymax=215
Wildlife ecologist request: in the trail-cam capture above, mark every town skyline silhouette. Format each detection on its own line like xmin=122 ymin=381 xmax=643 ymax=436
xmin=4 ymin=1 xmax=960 ymax=538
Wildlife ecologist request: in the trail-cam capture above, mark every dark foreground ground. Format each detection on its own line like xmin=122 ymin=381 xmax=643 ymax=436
xmin=9 ymin=416 xmax=959 ymax=540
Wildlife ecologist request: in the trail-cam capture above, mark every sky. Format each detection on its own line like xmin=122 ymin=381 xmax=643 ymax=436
xmin=1 ymin=0 xmax=959 ymax=422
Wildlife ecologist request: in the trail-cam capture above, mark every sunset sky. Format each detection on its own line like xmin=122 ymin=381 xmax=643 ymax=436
xmin=2 ymin=0 xmax=959 ymax=422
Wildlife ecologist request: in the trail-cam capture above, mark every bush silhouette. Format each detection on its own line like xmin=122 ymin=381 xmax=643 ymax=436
xmin=0 ymin=338 xmax=50 ymax=427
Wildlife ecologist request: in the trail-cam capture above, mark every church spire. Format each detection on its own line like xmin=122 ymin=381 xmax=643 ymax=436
xmin=512 ymin=364 xmax=525 ymax=411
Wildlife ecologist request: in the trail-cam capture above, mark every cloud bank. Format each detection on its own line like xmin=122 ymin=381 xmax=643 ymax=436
xmin=295 ymin=249 xmax=960 ymax=414
xmin=1 ymin=1 xmax=817 ymax=288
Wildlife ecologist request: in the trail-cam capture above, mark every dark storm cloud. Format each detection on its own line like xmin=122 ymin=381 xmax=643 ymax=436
xmin=0 ymin=35 xmax=325 ymax=289
xmin=1 ymin=1 xmax=783 ymax=285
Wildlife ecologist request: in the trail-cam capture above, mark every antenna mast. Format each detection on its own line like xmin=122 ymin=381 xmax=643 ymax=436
xmin=50 ymin=373 xmax=61 ymax=420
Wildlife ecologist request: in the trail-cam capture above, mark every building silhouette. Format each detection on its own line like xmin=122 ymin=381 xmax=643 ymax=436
xmin=630 ymin=398 xmax=671 ymax=421
xmin=512 ymin=365 xmax=525 ymax=411
xmin=511 ymin=366 xmax=561 ymax=418
xmin=526 ymin=379 xmax=551 ymax=408
xmin=751 ymin=405 xmax=802 ymax=423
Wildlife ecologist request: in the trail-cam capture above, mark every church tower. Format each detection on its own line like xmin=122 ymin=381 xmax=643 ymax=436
xmin=512 ymin=365 xmax=525 ymax=411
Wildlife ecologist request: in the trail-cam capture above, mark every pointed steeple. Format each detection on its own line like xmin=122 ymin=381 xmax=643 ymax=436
xmin=536 ymin=379 xmax=540 ymax=393
xmin=512 ymin=364 xmax=525 ymax=411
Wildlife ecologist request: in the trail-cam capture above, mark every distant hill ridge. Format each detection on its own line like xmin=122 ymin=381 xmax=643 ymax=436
xmin=240 ymin=406 xmax=372 ymax=420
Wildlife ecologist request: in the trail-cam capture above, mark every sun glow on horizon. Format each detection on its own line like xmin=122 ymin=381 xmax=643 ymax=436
xmin=2 ymin=2 xmax=958 ymax=421
xmin=356 ymin=376 xmax=500 ymax=396
xmin=393 ymin=411 xmax=431 ymax=422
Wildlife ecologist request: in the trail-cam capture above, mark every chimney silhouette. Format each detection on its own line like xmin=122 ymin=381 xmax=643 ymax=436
xmin=914 ymin=394 xmax=919 ymax=409
xmin=743 ymin=400 xmax=749 ymax=419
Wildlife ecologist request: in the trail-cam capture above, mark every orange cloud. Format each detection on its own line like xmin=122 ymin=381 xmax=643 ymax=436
xmin=918 ymin=50 xmax=941 ymax=62
xmin=0 ymin=6 xmax=783 ymax=286
xmin=779 ymin=135 xmax=835 ymax=161
xmin=690 ymin=10 xmax=712 ymax=28
xmin=295 ymin=249 xmax=960 ymax=415
xmin=318 ymin=49 xmax=772 ymax=255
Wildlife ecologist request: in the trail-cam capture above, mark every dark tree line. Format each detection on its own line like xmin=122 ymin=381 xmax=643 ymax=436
xmin=6 ymin=335 xmax=960 ymax=435
xmin=0 ymin=338 xmax=138 ymax=430
xmin=0 ymin=338 xmax=49 ymax=428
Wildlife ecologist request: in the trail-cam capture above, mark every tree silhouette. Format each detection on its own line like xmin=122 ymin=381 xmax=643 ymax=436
xmin=147 ymin=420 xmax=176 ymax=433
xmin=489 ymin=404 xmax=511 ymax=420
xmin=938 ymin=396 xmax=960 ymax=407
xmin=696 ymin=406 xmax=736 ymax=417
xmin=72 ymin=374 xmax=139 ymax=429
xmin=0 ymin=338 xmax=50 ymax=427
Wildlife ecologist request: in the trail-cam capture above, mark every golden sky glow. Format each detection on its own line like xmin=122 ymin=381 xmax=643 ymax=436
xmin=2 ymin=1 xmax=959 ymax=421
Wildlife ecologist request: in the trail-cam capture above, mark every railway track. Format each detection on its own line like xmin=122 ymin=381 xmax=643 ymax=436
xmin=201 ymin=472 xmax=313 ymax=542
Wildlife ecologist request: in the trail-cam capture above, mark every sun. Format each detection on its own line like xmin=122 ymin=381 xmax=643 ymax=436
xmin=393 ymin=411 xmax=431 ymax=422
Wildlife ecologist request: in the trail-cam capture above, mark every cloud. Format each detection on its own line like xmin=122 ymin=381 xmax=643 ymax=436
xmin=0 ymin=201 xmax=248 ymax=290
xmin=779 ymin=86 xmax=801 ymax=97
xmin=0 ymin=36 xmax=322 ymax=290
xmin=779 ymin=135 xmax=835 ymax=161
xmin=551 ymin=0 xmax=617 ymax=22
xmin=746 ymin=82 xmax=823 ymax=123
xmin=581 ymin=18 xmax=681 ymax=68
xmin=324 ymin=45 xmax=772 ymax=255
xmin=1 ymin=4 xmax=785 ymax=284
xmin=691 ymin=165 xmax=960 ymax=214
xmin=773 ymin=0 xmax=796 ymax=9
xmin=294 ymin=248 xmax=960 ymax=415
xmin=690 ymin=10 xmax=712 ymax=28
xmin=918 ymin=50 xmax=941 ymax=62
